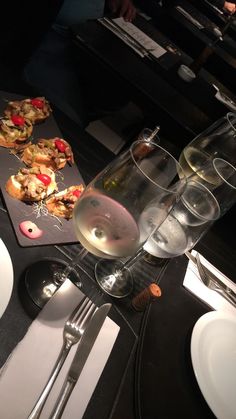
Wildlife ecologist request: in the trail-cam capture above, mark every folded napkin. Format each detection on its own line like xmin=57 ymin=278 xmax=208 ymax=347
xmin=0 ymin=279 xmax=119 ymax=419
xmin=112 ymin=17 xmax=167 ymax=58
xmin=183 ymin=250 xmax=236 ymax=313
xmin=99 ymin=17 xmax=167 ymax=59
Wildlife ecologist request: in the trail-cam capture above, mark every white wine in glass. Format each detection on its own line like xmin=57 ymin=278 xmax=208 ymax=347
xmin=91 ymin=143 xmax=187 ymax=297
xmin=179 ymin=146 xmax=221 ymax=186
xmin=179 ymin=112 xmax=236 ymax=183
xmin=73 ymin=190 xmax=140 ymax=259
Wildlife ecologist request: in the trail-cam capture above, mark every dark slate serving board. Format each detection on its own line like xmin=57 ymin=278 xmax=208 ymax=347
xmin=0 ymin=91 xmax=85 ymax=247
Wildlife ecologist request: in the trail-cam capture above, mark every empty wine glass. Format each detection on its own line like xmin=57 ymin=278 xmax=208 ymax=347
xmin=141 ymin=180 xmax=220 ymax=259
xmin=25 ymin=140 xmax=187 ymax=306
xmin=140 ymin=158 xmax=236 ymax=262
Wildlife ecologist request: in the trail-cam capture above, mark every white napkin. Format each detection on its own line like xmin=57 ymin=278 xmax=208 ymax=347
xmin=0 ymin=279 xmax=120 ymax=419
xmin=99 ymin=17 xmax=166 ymax=59
xmin=113 ymin=17 xmax=167 ymax=58
xmin=183 ymin=250 xmax=236 ymax=313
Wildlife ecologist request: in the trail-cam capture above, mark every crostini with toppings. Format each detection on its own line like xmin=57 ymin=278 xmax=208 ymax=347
xmin=46 ymin=185 xmax=84 ymax=219
xmin=5 ymin=166 xmax=57 ymax=202
xmin=0 ymin=115 xmax=33 ymax=148
xmin=4 ymin=97 xmax=52 ymax=124
xmin=18 ymin=137 xmax=74 ymax=171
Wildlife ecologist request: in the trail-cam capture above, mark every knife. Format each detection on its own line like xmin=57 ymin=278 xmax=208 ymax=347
xmin=185 ymin=251 xmax=236 ymax=300
xmin=175 ymin=6 xmax=204 ymax=29
xmin=49 ymin=303 xmax=112 ymax=419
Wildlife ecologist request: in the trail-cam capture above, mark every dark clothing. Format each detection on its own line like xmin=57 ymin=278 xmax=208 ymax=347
xmin=23 ymin=1 xmax=106 ymax=127
xmin=24 ymin=28 xmax=89 ymax=126
xmin=23 ymin=0 xmax=129 ymax=127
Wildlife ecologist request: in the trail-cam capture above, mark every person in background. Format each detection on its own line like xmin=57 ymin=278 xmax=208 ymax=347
xmin=210 ymin=0 xmax=236 ymax=13
xmin=23 ymin=0 xmax=136 ymax=128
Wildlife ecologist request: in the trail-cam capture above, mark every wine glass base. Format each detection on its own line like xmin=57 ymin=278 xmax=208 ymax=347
xmin=95 ymin=259 xmax=133 ymax=298
xmin=25 ymin=258 xmax=81 ymax=309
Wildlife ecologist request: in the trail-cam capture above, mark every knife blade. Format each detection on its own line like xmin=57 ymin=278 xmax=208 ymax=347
xmin=49 ymin=303 xmax=112 ymax=419
xmin=185 ymin=251 xmax=236 ymax=300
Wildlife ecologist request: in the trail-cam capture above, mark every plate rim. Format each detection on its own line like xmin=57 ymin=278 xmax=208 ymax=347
xmin=190 ymin=310 xmax=236 ymax=419
xmin=0 ymin=238 xmax=14 ymax=318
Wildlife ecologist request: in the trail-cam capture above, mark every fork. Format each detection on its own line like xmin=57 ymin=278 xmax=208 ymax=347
xmin=195 ymin=254 xmax=236 ymax=308
xmin=28 ymin=297 xmax=96 ymax=419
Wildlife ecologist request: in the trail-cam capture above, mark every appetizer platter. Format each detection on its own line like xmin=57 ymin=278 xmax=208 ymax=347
xmin=0 ymin=91 xmax=85 ymax=247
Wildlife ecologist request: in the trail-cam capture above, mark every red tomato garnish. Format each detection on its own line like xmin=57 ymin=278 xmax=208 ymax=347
xmin=11 ymin=115 xmax=25 ymax=126
xmin=73 ymin=189 xmax=82 ymax=198
xmin=36 ymin=174 xmax=51 ymax=186
xmin=30 ymin=98 xmax=44 ymax=109
xmin=55 ymin=138 xmax=66 ymax=153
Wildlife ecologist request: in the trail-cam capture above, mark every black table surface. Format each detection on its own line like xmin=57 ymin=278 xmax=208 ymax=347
xmin=71 ymin=15 xmax=234 ymax=147
xmin=0 ymin=96 xmax=236 ymax=418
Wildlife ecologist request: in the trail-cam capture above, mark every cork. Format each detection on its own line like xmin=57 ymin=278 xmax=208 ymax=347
xmin=132 ymin=283 xmax=162 ymax=312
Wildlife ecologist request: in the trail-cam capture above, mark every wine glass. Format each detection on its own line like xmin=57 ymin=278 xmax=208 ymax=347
xmin=179 ymin=112 xmax=236 ymax=179
xmin=73 ymin=142 xmax=187 ymax=298
xmin=94 ymin=179 xmax=220 ymax=296
xmin=25 ymin=140 xmax=187 ymax=306
xmin=189 ymin=157 xmax=236 ymax=217
xmin=139 ymin=158 xmax=236 ymax=263
xmin=141 ymin=180 xmax=220 ymax=259
xmin=95 ymin=157 xmax=236 ymax=297
xmin=140 ymin=158 xmax=236 ymax=258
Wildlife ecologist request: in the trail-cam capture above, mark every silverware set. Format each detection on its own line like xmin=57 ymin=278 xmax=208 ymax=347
xmin=185 ymin=251 xmax=236 ymax=307
xmin=28 ymin=298 xmax=111 ymax=419
xmin=24 ymin=255 xmax=234 ymax=418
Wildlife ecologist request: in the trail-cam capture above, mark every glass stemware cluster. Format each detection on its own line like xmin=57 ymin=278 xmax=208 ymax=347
xmin=25 ymin=139 xmax=187 ymax=305
xmin=25 ymin=115 xmax=236 ymax=304
xmin=93 ymin=117 xmax=236 ymax=298
xmin=73 ymin=141 xmax=187 ymax=297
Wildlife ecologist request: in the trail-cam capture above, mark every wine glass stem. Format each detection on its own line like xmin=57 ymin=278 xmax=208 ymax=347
xmin=120 ymin=248 xmax=148 ymax=271
xmin=56 ymin=247 xmax=88 ymax=284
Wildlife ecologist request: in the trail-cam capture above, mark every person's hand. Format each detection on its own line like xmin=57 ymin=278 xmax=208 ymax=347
xmin=223 ymin=1 xmax=236 ymax=14
xmin=106 ymin=0 xmax=136 ymax=21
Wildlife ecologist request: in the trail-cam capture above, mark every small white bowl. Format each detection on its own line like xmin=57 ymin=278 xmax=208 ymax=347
xmin=177 ymin=64 xmax=196 ymax=82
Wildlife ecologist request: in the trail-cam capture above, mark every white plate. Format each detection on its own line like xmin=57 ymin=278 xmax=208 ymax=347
xmin=0 ymin=238 xmax=14 ymax=318
xmin=191 ymin=311 xmax=236 ymax=419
